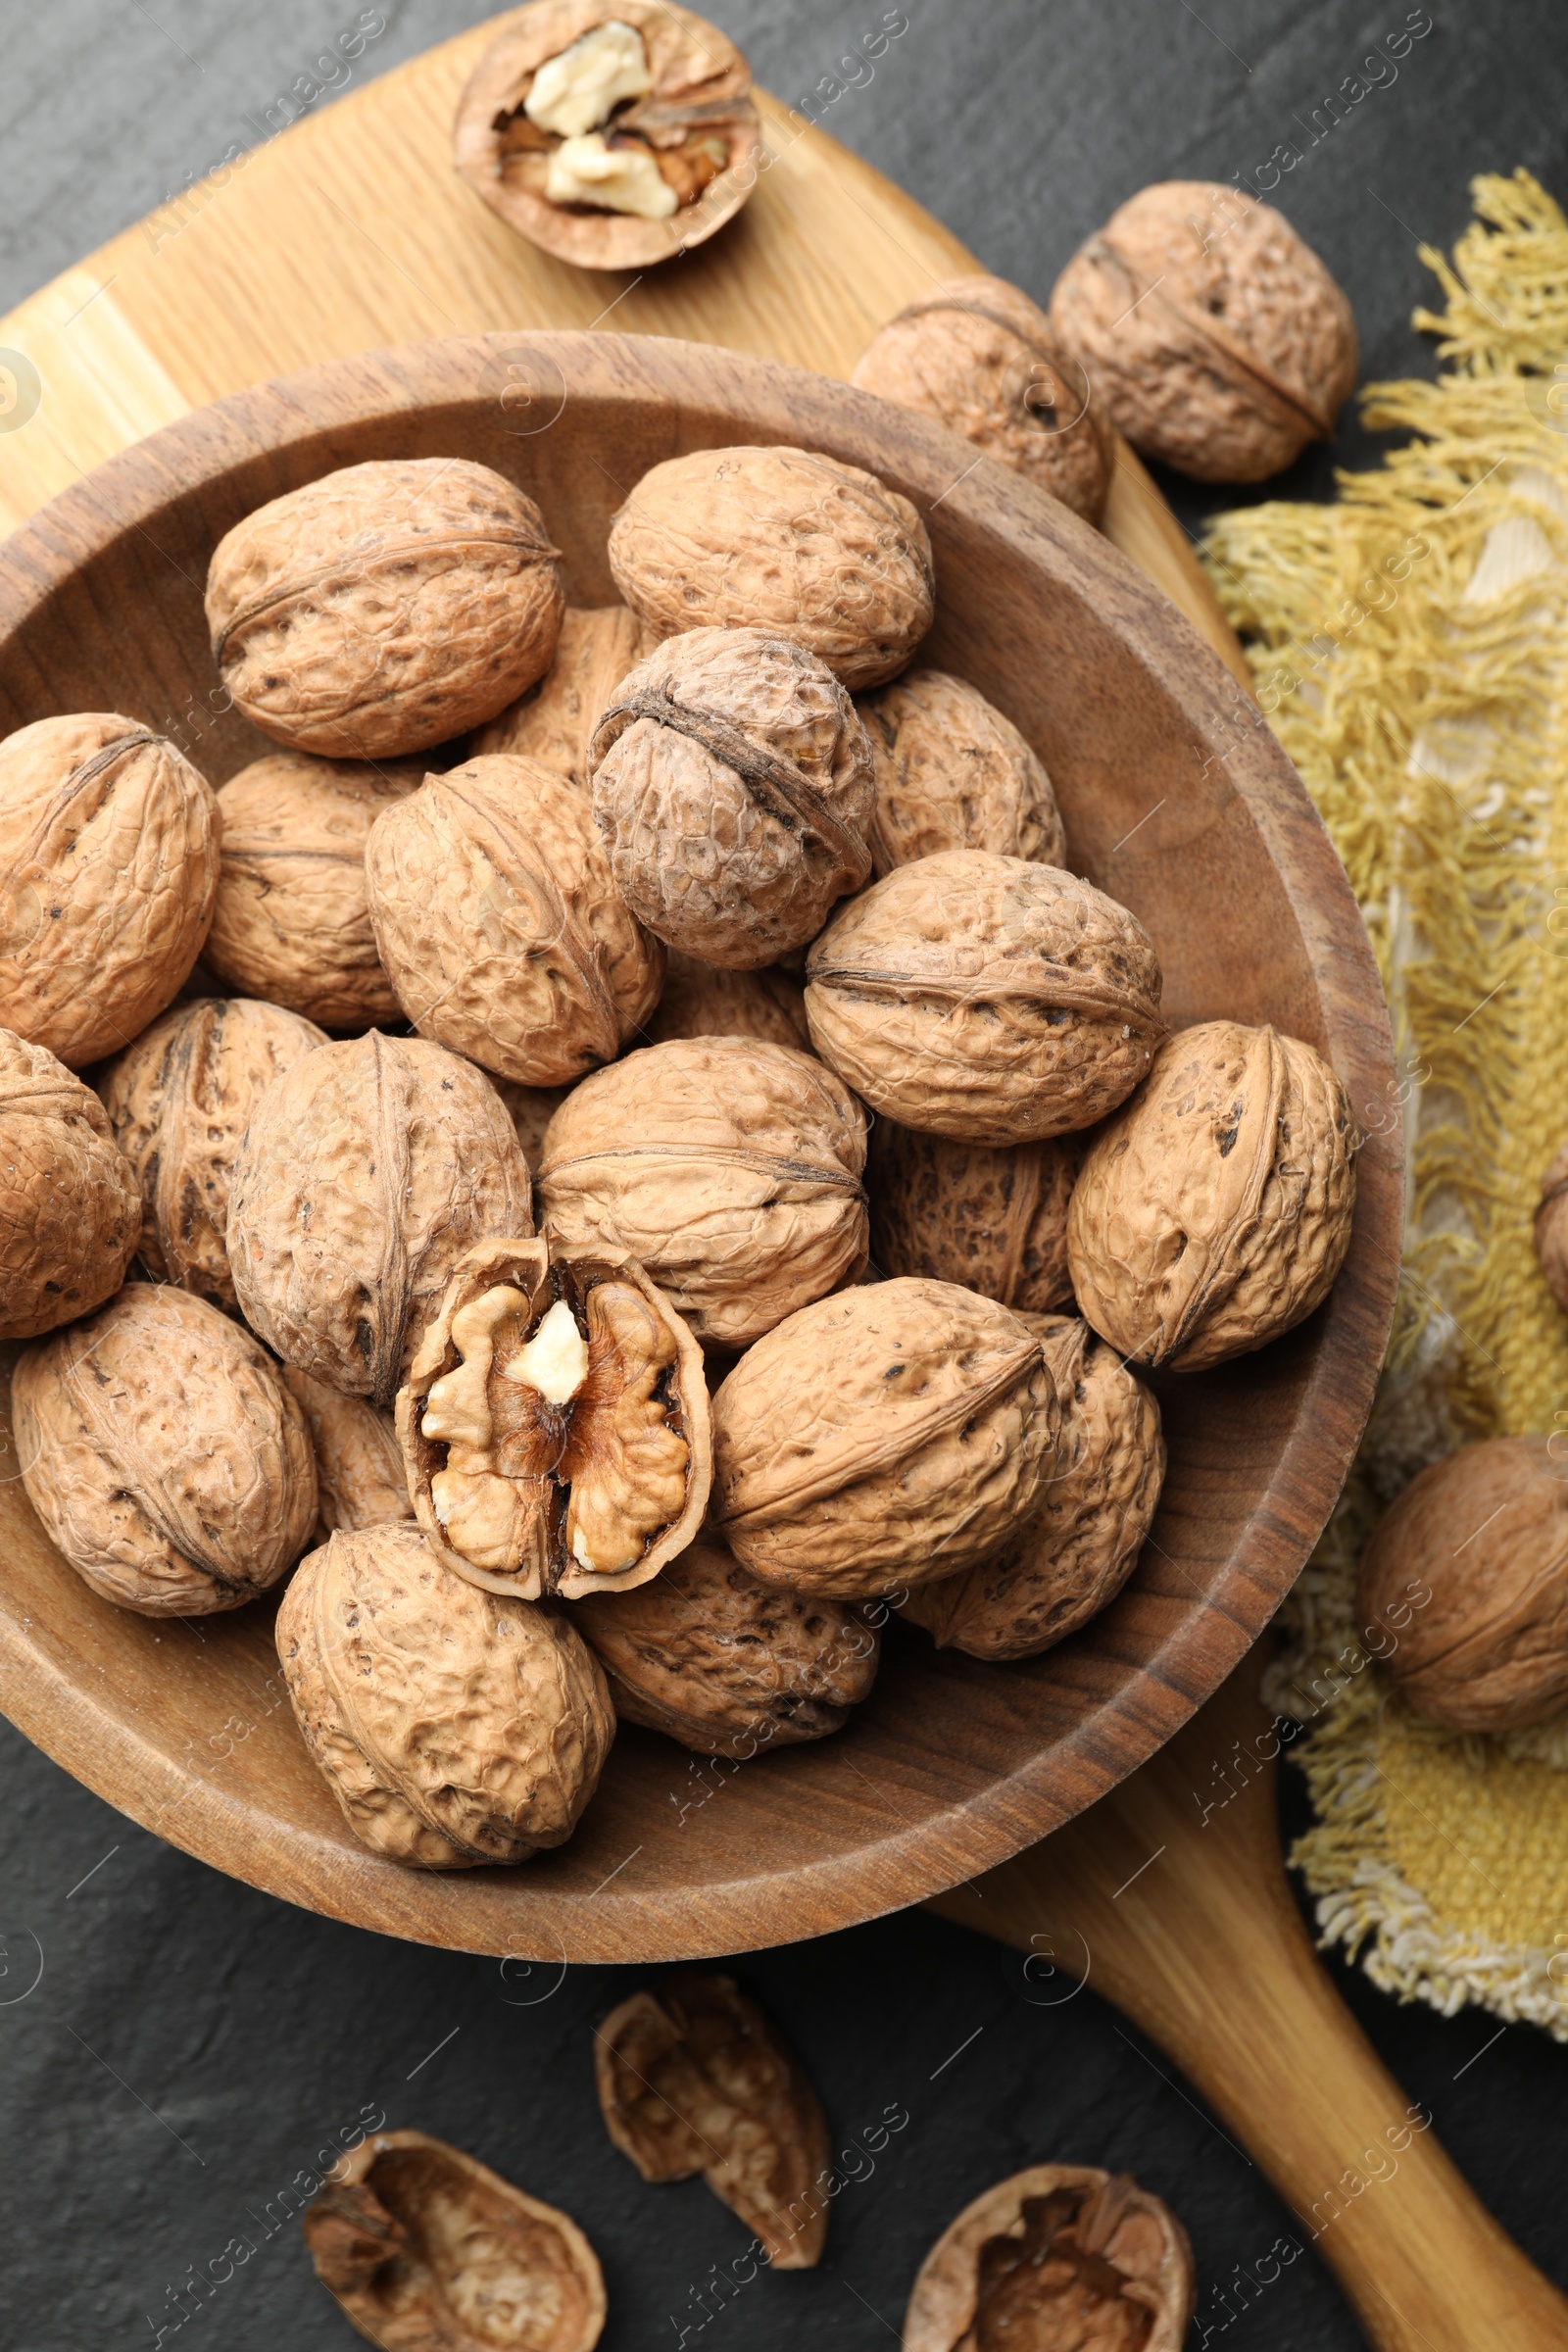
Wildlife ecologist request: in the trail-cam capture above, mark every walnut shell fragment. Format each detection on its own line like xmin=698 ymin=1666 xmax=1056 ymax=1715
xmin=712 ymin=1279 xmax=1057 ymax=1598
xmin=99 ymin=996 xmax=326 ymax=1306
xmin=227 ymin=1032 xmax=534 ymax=1407
xmin=0 ymin=712 xmax=219 ymax=1068
xmin=285 ymin=1366 xmax=414 ymax=1539
xmin=1535 ymin=1139 xmax=1568 ymax=1315
xmin=0 ymin=1030 xmax=139 ymax=1338
xmin=399 ymin=1237 xmax=710 ymax=1601
xmin=1067 ymin=1020 xmax=1357 ymax=1371
xmin=903 ymin=1315 xmax=1164 ymax=1661
xmin=645 ymin=952 xmax=809 ymax=1053
xmin=595 ymin=1973 xmax=831 ymax=2268
xmin=590 ymin=627 xmax=875 ymax=967
xmin=852 ymin=273 xmax=1112 ymax=524
xmin=304 ymin=2128 xmax=606 ymax=2352
xmin=904 ymin=2164 xmax=1194 ymax=2352
xmin=573 ymin=1539 xmax=878 ymax=1756
xmin=15 ymin=1283 xmax=317 ymax=1614
xmin=538 ymin=1038 xmax=868 ymax=1348
xmin=278 ymin=1520 xmax=612 ymax=1866
xmin=608 ymin=445 xmax=934 ymax=690
xmin=475 ymin=604 xmax=656 ymax=788
xmin=366 ymin=753 xmax=663 ymax=1084
xmin=856 ymin=668 xmax=1065 ymax=877
xmin=807 ymin=851 xmax=1164 ymax=1146
xmin=205 ymin=458 xmax=564 ymax=759
xmin=204 ymin=753 xmax=423 ymax=1029
xmin=870 ymin=1119 xmax=1077 ymax=1312
xmin=1050 ymin=182 xmax=1356 ymax=483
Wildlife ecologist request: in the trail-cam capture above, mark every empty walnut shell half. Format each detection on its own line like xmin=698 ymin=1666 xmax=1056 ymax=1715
xmin=573 ymin=1539 xmax=879 ymax=1756
xmin=454 ymin=0 xmax=760 ymax=271
xmin=596 ymin=1972 xmax=831 ymax=2268
xmin=285 ymin=1366 xmax=414 ymax=1541
xmin=305 ymin=2128 xmax=606 ymax=2352
xmin=856 ymin=667 xmax=1066 ymax=877
xmin=366 ymin=752 xmax=664 ymax=1085
xmin=852 ymin=273 xmax=1113 ymax=525
xmin=399 ymin=1236 xmax=710 ymax=1601
xmin=204 ymin=752 xmax=423 ymax=1029
xmin=608 ymin=445 xmax=935 ymax=689
xmin=1067 ymin=1020 xmax=1357 ymax=1372
xmin=807 ymin=851 xmax=1164 ymax=1147
xmin=278 ymin=1520 xmax=613 ymax=1866
xmin=870 ymin=1119 xmax=1077 ymax=1313
xmin=474 ymin=603 xmax=656 ymax=790
xmin=645 ymin=951 xmax=810 ymax=1053
xmin=15 ymin=1283 xmax=318 ymax=1614
xmin=0 ymin=1029 xmax=139 ymax=1339
xmin=712 ymin=1278 xmax=1057 ymax=1598
xmin=99 ymin=996 xmax=327 ymax=1307
xmin=590 ymin=627 xmax=875 ymax=968
xmin=1535 ymin=1139 xmax=1568 ymax=1315
xmin=205 ymin=457 xmax=564 ymax=759
xmin=904 ymin=2164 xmax=1195 ymax=2352
xmin=0 ymin=712 xmax=219 ymax=1068
xmin=538 ymin=1038 xmax=868 ymax=1348
xmin=903 ymin=1315 xmax=1164 ymax=1661
xmin=227 ymin=1032 xmax=534 ymax=1408
xmin=1050 ymin=181 xmax=1356 ymax=483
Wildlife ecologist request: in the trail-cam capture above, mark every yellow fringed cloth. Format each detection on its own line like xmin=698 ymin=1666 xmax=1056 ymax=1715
xmin=1202 ymin=169 xmax=1568 ymax=2035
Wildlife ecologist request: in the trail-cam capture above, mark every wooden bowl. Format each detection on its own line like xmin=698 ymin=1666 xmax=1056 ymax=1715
xmin=0 ymin=332 xmax=1399 ymax=1963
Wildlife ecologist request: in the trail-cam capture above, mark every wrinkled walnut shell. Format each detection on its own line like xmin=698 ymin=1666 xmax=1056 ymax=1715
xmin=0 ymin=1029 xmax=139 ymax=1338
xmin=205 ymin=458 xmax=564 ymax=759
xmin=645 ymin=951 xmax=809 ymax=1053
xmin=0 ymin=713 xmax=219 ymax=1068
xmin=15 ymin=1283 xmax=317 ymax=1615
xmin=538 ymin=1038 xmax=868 ymax=1348
xmin=399 ymin=1236 xmax=711 ymax=1601
xmin=99 ymin=996 xmax=327 ymax=1306
xmin=1535 ymin=1139 xmax=1568 ymax=1315
xmin=573 ymin=1539 xmax=879 ymax=1756
xmin=1050 ymin=182 xmax=1356 ymax=483
xmin=227 ymin=1032 xmax=534 ymax=1408
xmin=366 ymin=752 xmax=663 ymax=1084
xmin=869 ymin=1118 xmax=1077 ymax=1312
xmin=596 ymin=1972 xmax=831 ymax=2268
xmin=305 ymin=2128 xmax=606 ymax=2352
xmin=712 ymin=1278 xmax=1057 ymax=1598
xmin=904 ymin=2165 xmax=1194 ymax=2352
xmin=1067 ymin=1020 xmax=1357 ymax=1371
xmin=608 ymin=445 xmax=934 ymax=689
xmin=852 ymin=273 xmax=1112 ymax=524
xmin=474 ymin=603 xmax=656 ymax=789
xmin=856 ymin=668 xmax=1065 ymax=877
xmin=278 ymin=1520 xmax=613 ymax=1866
xmin=590 ymin=627 xmax=875 ymax=967
xmin=494 ymin=1076 xmax=577 ymax=1166
xmin=285 ymin=1366 xmax=414 ymax=1541
xmin=807 ymin=851 xmax=1164 ymax=1146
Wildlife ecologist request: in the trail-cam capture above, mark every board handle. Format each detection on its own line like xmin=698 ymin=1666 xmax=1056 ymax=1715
xmin=927 ymin=1666 xmax=1568 ymax=2351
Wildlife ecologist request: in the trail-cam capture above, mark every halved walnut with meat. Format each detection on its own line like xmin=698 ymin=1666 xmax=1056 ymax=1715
xmin=398 ymin=1237 xmax=710 ymax=1599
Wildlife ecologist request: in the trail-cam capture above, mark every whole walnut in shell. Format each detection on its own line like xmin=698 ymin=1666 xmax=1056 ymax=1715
xmin=589 ymin=627 xmax=874 ymax=968
xmin=1067 ymin=1020 xmax=1357 ymax=1371
xmin=870 ymin=1119 xmax=1077 ymax=1312
xmin=851 ymin=273 xmax=1112 ymax=524
xmin=494 ymin=1076 xmax=576 ymax=1166
xmin=205 ymin=458 xmax=564 ymax=759
xmin=856 ymin=667 xmax=1065 ymax=877
xmin=99 ymin=996 xmax=326 ymax=1306
xmin=285 ymin=1366 xmax=414 ymax=1540
xmin=304 ymin=2129 xmax=606 ymax=2352
xmin=806 ymin=851 xmax=1164 ymax=1146
xmin=711 ymin=1278 xmax=1057 ymax=1598
xmin=226 ymin=1032 xmax=534 ymax=1407
xmin=0 ymin=1030 xmax=139 ymax=1338
xmin=366 ymin=753 xmax=663 ymax=1084
xmin=474 ymin=603 xmax=655 ymax=788
xmin=0 ymin=713 xmax=219 ymax=1067
xmin=573 ymin=1539 xmax=878 ymax=1756
xmin=399 ymin=1237 xmax=711 ymax=1601
xmin=204 ymin=752 xmax=422 ymax=1029
xmin=538 ymin=1038 xmax=867 ymax=1348
xmin=1050 ymin=182 xmax=1356 ymax=482
xmin=645 ymin=951 xmax=809 ymax=1052
xmin=15 ymin=1283 xmax=317 ymax=1614
xmin=277 ymin=1520 xmax=612 ymax=1866
xmin=607 ymin=444 xmax=934 ymax=689
xmin=1535 ymin=1140 xmax=1568 ymax=1315
xmin=903 ymin=1315 xmax=1164 ymax=1660
xmin=904 ymin=2165 xmax=1194 ymax=2352
xmin=1356 ymin=1438 xmax=1568 ymax=1732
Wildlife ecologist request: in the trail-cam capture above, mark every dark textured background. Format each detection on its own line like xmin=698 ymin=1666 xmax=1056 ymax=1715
xmin=4 ymin=5 xmax=1568 ymax=2347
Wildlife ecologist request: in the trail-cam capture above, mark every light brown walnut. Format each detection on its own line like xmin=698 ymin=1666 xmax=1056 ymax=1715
xmin=645 ymin=951 xmax=809 ymax=1052
xmin=0 ymin=1029 xmax=139 ymax=1338
xmin=869 ymin=1118 xmax=1077 ymax=1312
xmin=474 ymin=603 xmax=656 ymax=789
xmin=855 ymin=668 xmax=1065 ymax=876
xmin=494 ymin=1077 xmax=578 ymax=1167
xmin=285 ymin=1366 xmax=414 ymax=1541
xmin=1535 ymin=1138 xmax=1568 ymax=1315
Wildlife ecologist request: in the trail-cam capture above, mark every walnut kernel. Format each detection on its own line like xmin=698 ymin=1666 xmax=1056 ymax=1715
xmin=856 ymin=668 xmax=1065 ymax=875
xmin=0 ymin=1029 xmax=139 ymax=1338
